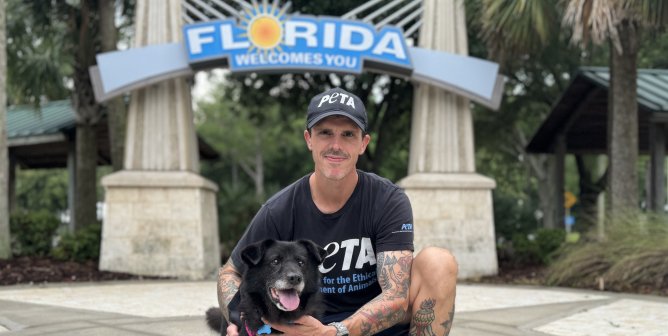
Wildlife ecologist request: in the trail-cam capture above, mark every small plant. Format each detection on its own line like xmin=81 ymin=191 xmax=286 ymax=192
xmin=9 ymin=210 xmax=60 ymax=256
xmin=52 ymin=223 xmax=102 ymax=262
xmin=534 ymin=228 xmax=567 ymax=264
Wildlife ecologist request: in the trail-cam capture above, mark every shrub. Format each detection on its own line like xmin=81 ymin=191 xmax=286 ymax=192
xmin=508 ymin=228 xmax=566 ymax=266
xmin=535 ymin=228 xmax=567 ymax=264
xmin=9 ymin=210 xmax=60 ymax=256
xmin=52 ymin=223 xmax=102 ymax=262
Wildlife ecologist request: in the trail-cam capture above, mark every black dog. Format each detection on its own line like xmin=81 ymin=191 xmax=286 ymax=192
xmin=206 ymin=239 xmax=326 ymax=335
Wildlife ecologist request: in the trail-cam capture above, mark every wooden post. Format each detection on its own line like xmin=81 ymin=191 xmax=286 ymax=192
xmin=67 ymin=140 xmax=76 ymax=231
xmin=648 ymin=122 xmax=666 ymax=212
xmin=554 ymin=134 xmax=566 ymax=229
xmin=8 ymin=153 xmax=15 ymax=212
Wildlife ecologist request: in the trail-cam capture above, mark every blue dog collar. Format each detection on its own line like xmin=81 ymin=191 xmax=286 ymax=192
xmin=257 ymin=324 xmax=272 ymax=334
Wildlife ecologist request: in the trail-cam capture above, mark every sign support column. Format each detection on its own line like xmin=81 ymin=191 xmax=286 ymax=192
xmin=99 ymin=0 xmax=219 ymax=279
xmin=398 ymin=0 xmax=498 ymax=278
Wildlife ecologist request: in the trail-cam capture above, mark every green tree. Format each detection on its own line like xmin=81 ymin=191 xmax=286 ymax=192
xmin=478 ymin=0 xmax=668 ymax=222
xmin=198 ymin=78 xmax=310 ymax=201
xmin=15 ymin=169 xmax=68 ymax=213
xmin=564 ymin=0 xmax=668 ymax=216
xmin=1 ymin=0 xmax=10 ymax=259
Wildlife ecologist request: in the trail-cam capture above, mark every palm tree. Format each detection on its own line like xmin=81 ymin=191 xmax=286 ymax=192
xmin=6 ymin=0 xmax=133 ymax=229
xmin=0 ymin=0 xmax=11 ymax=259
xmin=562 ymin=0 xmax=667 ymax=216
xmin=479 ymin=0 xmax=667 ymax=219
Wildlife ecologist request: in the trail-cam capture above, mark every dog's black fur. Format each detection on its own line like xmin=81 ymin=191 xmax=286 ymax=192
xmin=206 ymin=239 xmax=326 ymax=335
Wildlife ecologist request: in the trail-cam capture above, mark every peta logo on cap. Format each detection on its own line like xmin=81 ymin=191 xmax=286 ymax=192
xmin=318 ymin=92 xmax=356 ymax=109
xmin=307 ymin=88 xmax=368 ymax=132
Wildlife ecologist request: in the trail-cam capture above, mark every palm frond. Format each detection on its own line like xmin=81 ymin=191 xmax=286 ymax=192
xmin=563 ymin=0 xmax=668 ymax=53
xmin=480 ymin=0 xmax=559 ymax=60
xmin=562 ymin=0 xmax=622 ymax=53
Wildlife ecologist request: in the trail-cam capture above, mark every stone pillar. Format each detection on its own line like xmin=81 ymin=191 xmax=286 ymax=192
xmin=398 ymin=0 xmax=498 ymax=279
xmin=99 ymin=0 xmax=220 ymax=279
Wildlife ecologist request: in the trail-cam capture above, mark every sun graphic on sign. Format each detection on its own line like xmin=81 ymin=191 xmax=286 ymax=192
xmin=237 ymin=0 xmax=290 ymax=55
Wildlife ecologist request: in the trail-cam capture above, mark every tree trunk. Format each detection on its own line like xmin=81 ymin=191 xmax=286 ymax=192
xmin=99 ymin=0 xmax=126 ymax=171
xmin=574 ymin=155 xmax=606 ymax=232
xmin=74 ymin=120 xmax=98 ymax=228
xmin=0 ymin=0 xmax=11 ymax=259
xmin=608 ymin=20 xmax=639 ymax=217
xmin=71 ymin=0 xmax=101 ymax=229
xmin=525 ymin=153 xmax=559 ymax=229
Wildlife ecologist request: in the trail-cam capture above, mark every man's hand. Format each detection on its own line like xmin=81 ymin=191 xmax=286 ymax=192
xmin=226 ymin=323 xmax=240 ymax=336
xmin=265 ymin=316 xmax=337 ymax=336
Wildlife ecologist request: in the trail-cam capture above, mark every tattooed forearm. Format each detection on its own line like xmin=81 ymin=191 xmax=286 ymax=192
xmin=345 ymin=250 xmax=413 ymax=335
xmin=217 ymin=259 xmax=241 ymax=321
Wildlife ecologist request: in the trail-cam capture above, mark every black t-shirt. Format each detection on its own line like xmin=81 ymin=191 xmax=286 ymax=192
xmin=231 ymin=170 xmax=414 ymax=331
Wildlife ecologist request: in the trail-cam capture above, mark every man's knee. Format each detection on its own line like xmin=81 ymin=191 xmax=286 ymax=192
xmin=414 ymin=247 xmax=458 ymax=280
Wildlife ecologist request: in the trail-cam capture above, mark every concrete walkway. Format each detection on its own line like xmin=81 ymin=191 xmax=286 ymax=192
xmin=0 ymin=280 xmax=666 ymax=335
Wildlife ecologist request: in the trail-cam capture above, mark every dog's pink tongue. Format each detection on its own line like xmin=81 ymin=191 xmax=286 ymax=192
xmin=278 ymin=290 xmax=300 ymax=311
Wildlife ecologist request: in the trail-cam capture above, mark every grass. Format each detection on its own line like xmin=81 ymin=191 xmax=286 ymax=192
xmin=547 ymin=213 xmax=668 ymax=294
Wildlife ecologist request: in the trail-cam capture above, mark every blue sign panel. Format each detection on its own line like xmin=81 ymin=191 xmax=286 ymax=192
xmin=183 ymin=15 xmax=412 ymax=74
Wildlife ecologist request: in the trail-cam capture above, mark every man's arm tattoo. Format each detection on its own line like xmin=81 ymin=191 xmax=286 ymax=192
xmin=346 ymin=250 xmax=412 ymax=335
xmin=217 ymin=259 xmax=241 ymax=322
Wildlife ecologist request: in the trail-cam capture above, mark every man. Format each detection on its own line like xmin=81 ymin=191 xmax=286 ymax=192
xmin=218 ymin=87 xmax=458 ymax=336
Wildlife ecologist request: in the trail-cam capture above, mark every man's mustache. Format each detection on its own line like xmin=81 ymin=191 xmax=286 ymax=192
xmin=322 ymin=150 xmax=350 ymax=158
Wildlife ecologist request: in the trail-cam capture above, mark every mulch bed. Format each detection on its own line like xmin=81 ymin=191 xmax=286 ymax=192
xmin=0 ymin=256 xmax=161 ymax=286
xmin=2 ymin=257 xmax=666 ymax=298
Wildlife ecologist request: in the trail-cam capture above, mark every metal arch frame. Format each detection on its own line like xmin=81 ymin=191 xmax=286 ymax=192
xmin=182 ymin=0 xmax=423 ymax=39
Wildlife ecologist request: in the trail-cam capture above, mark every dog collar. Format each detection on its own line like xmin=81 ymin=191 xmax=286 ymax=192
xmin=244 ymin=321 xmax=272 ymax=335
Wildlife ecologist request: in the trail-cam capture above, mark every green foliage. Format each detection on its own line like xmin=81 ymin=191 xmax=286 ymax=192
xmin=52 ymin=223 xmax=102 ymax=262
xmin=215 ymin=183 xmax=263 ymax=259
xmin=493 ymin=192 xmax=539 ymax=240
xmin=5 ymin=0 xmax=72 ymax=105
xmin=547 ymin=214 xmax=668 ymax=293
xmin=503 ymin=228 xmax=566 ymax=266
xmin=535 ymin=228 xmax=567 ymax=262
xmin=9 ymin=210 xmax=60 ymax=256
xmin=15 ymin=169 xmax=68 ymax=213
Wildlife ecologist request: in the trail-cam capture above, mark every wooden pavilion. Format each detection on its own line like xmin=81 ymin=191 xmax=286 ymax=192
xmin=527 ymin=67 xmax=667 ymax=219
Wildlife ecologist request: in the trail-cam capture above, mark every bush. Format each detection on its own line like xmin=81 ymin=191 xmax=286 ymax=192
xmin=535 ymin=228 xmax=567 ymax=263
xmin=9 ymin=210 xmax=60 ymax=256
xmin=504 ymin=228 xmax=566 ymax=267
xmin=52 ymin=223 xmax=102 ymax=262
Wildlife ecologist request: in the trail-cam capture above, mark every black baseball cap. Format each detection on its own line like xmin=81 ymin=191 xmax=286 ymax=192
xmin=306 ymin=87 xmax=367 ymax=132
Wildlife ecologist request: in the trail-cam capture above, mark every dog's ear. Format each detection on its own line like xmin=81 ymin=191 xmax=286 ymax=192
xmin=241 ymin=239 xmax=275 ymax=266
xmin=298 ymin=240 xmax=327 ymax=264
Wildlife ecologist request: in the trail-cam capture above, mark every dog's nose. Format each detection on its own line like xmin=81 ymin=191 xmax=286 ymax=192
xmin=287 ymin=273 xmax=302 ymax=285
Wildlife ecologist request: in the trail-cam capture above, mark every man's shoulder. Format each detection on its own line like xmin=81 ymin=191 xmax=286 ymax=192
xmin=263 ymin=174 xmax=310 ymax=208
xmin=358 ymin=170 xmax=403 ymax=193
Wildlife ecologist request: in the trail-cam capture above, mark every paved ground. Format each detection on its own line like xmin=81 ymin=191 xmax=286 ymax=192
xmin=0 ymin=280 xmax=667 ymax=335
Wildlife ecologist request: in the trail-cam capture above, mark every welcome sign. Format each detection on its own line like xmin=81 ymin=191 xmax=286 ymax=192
xmin=90 ymin=1 xmax=503 ymax=109
xmin=183 ymin=2 xmax=411 ymax=74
